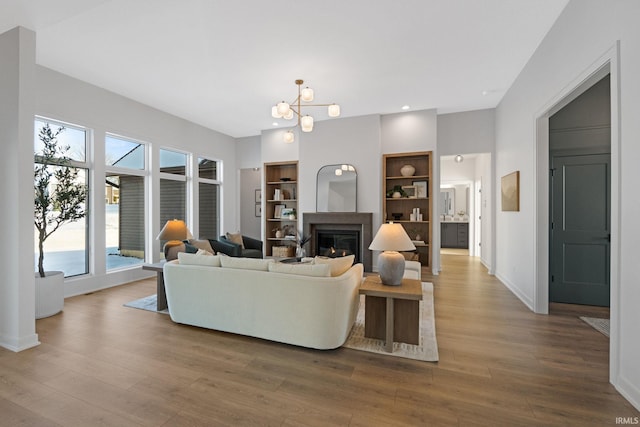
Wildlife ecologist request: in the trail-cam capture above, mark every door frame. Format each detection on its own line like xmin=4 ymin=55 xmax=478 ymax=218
xmin=534 ymin=43 xmax=620 ymax=383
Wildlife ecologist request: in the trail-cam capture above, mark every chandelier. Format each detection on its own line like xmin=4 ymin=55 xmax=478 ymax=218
xmin=271 ymin=79 xmax=340 ymax=143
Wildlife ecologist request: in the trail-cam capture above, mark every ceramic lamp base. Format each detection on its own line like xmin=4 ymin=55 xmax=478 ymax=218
xmin=378 ymin=250 xmax=406 ymax=286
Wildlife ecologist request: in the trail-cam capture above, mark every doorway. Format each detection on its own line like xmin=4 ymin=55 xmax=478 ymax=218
xmin=548 ymin=75 xmax=611 ymax=307
xmin=439 ymin=153 xmax=492 ymax=264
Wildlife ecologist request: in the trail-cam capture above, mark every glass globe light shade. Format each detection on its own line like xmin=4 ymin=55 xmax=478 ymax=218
xmin=328 ymin=104 xmax=341 ymax=117
xmin=301 ymin=115 xmax=314 ymax=132
xmin=271 ymin=106 xmax=282 ymax=118
xmin=283 ymin=108 xmax=294 ymax=120
xmin=283 ymin=130 xmax=295 ymax=143
xmin=301 ymin=87 xmax=314 ymax=102
xmin=277 ymin=101 xmax=290 ymax=116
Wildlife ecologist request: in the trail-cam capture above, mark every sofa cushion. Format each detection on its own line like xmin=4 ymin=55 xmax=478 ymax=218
xmin=220 ymin=256 xmax=273 ymax=271
xmin=226 ymin=231 xmax=244 ymax=248
xmin=313 ymin=255 xmax=355 ymax=277
xmin=178 ymin=251 xmax=221 ymax=267
xmin=187 ymin=239 xmax=215 ymax=254
xmin=268 ymin=262 xmax=331 ymax=277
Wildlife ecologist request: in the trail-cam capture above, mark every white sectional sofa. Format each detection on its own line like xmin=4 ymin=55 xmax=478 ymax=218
xmin=162 ymin=255 xmax=364 ymax=350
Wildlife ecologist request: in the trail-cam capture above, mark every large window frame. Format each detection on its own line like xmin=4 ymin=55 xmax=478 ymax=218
xmin=197 ymin=156 xmax=222 ymax=240
xmin=159 ymin=147 xmax=190 ymax=257
xmin=105 ymin=133 xmax=149 ymax=271
xmin=34 ymin=117 xmax=91 ymax=278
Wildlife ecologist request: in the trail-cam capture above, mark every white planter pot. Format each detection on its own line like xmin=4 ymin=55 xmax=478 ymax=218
xmin=35 ymin=271 xmax=64 ymax=319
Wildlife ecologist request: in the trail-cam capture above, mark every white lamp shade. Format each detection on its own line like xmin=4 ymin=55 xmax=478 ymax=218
xmin=271 ymin=106 xmax=282 ymax=118
xmin=157 ymin=219 xmax=188 ymax=241
xmin=301 ymin=86 xmax=314 ymax=102
xmin=283 ymin=108 xmax=294 ymax=120
xmin=284 ymin=130 xmax=295 ymax=143
xmin=276 ymin=101 xmax=290 ymax=116
xmin=328 ymin=104 xmax=341 ymax=117
xmin=369 ymin=223 xmax=416 ymax=252
xmin=301 ymin=115 xmax=314 ymax=132
xmin=335 ymin=168 xmax=343 ymax=176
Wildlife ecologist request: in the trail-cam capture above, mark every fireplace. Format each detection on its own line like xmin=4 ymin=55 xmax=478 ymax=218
xmin=316 ymin=229 xmax=360 ymax=260
xmin=303 ymin=212 xmax=373 ymax=272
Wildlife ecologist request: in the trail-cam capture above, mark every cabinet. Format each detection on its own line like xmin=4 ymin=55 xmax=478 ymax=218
xmin=382 ymin=152 xmax=432 ymax=267
xmin=441 ymin=222 xmax=469 ymax=249
xmin=264 ymin=161 xmax=298 ymax=257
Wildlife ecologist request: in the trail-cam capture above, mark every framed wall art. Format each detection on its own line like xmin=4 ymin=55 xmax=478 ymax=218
xmin=501 ymin=171 xmax=520 ymax=211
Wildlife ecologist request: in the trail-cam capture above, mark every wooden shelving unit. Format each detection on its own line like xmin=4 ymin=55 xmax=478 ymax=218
xmin=263 ymin=161 xmax=298 ymax=257
xmin=382 ymin=151 xmax=433 ymax=267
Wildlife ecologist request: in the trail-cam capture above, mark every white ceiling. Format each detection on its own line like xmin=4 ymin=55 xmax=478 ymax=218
xmin=1 ymin=0 xmax=569 ymax=138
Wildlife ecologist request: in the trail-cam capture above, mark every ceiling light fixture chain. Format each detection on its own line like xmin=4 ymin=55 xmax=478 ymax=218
xmin=271 ymin=79 xmax=340 ymax=143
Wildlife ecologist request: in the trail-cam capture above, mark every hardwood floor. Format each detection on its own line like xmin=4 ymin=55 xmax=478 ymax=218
xmin=1 ymin=255 xmax=637 ymax=426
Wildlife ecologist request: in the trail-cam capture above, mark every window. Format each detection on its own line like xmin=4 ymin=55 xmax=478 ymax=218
xmin=105 ymin=135 xmax=147 ymax=270
xmin=198 ymin=157 xmax=220 ymax=239
xmin=159 ymin=148 xmax=188 ymax=256
xmin=34 ymin=119 xmax=90 ymax=278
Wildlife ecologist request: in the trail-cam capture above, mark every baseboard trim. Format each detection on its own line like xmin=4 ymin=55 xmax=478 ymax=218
xmin=0 ymin=332 xmax=40 ymax=352
xmin=495 ymin=272 xmax=534 ymax=311
xmin=617 ymin=376 xmax=640 ymax=412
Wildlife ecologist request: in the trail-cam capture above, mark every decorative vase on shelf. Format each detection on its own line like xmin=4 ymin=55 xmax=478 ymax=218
xmin=400 ymin=164 xmax=415 ymax=177
xmin=275 ymin=230 xmax=283 ymax=238
xmin=392 ymin=191 xmax=402 ymax=198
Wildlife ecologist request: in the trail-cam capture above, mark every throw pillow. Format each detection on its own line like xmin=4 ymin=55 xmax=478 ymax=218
xmin=183 ymin=242 xmax=199 ymax=254
xmin=220 ymin=256 xmax=273 ymax=271
xmin=313 ymin=255 xmax=355 ymax=277
xmin=226 ymin=231 xmax=244 ymax=249
xmin=187 ymin=238 xmax=215 ymax=254
xmin=177 ymin=252 xmax=221 ymax=267
xmin=268 ymin=262 xmax=331 ymax=277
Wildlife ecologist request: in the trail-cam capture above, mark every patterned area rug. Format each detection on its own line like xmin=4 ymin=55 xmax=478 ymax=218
xmin=343 ymin=282 xmax=439 ymax=362
xmin=580 ymin=316 xmax=610 ymax=337
xmin=123 ymin=294 xmax=169 ymax=314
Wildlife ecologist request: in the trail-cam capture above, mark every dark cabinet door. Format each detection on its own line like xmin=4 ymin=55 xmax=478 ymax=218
xmin=441 ymin=223 xmax=457 ymax=248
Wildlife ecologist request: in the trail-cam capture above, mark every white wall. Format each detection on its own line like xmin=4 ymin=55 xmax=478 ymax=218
xmin=495 ymin=0 xmax=640 ymax=410
xmin=34 ymin=66 xmax=238 ymax=298
xmin=438 ymin=109 xmax=495 ymax=156
xmin=438 ymin=109 xmax=496 ymax=270
xmin=0 ymin=27 xmax=40 ymax=352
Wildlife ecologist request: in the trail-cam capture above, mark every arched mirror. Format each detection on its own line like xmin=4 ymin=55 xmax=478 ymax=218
xmin=316 ymin=164 xmax=357 ymax=212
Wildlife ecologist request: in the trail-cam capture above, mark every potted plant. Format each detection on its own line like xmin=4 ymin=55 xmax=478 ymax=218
xmin=296 ymin=231 xmax=311 ymax=258
xmin=34 ymin=124 xmax=87 ymax=318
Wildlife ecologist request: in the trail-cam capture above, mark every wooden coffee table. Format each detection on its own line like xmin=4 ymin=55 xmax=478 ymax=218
xmin=359 ymin=276 xmax=423 ymax=352
xmin=141 ymin=262 xmax=167 ymax=311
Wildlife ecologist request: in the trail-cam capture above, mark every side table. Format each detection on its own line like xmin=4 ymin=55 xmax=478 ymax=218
xmin=359 ymin=276 xmax=423 ymax=352
xmin=141 ymin=262 xmax=167 ymax=311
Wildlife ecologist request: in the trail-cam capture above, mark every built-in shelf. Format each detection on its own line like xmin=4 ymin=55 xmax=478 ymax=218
xmin=264 ymin=161 xmax=299 ymax=257
xmin=383 ymin=151 xmax=433 ymax=267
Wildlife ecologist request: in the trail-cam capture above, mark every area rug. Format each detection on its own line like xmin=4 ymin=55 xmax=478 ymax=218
xmin=123 ymin=294 xmax=169 ymax=314
xmin=580 ymin=316 xmax=610 ymax=337
xmin=343 ymin=282 xmax=439 ymax=362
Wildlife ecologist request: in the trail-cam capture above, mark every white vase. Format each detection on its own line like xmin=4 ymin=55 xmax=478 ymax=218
xmin=35 ymin=271 xmax=64 ymax=319
xmin=400 ymin=164 xmax=415 ymax=177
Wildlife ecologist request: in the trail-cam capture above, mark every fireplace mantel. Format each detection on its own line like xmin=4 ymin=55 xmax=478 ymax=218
xmin=303 ymin=212 xmax=373 ymax=272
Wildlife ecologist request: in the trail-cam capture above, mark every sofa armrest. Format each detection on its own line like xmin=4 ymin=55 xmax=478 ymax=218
xmin=242 ymin=235 xmax=263 ymax=251
xmin=209 ymin=238 xmax=242 ymax=257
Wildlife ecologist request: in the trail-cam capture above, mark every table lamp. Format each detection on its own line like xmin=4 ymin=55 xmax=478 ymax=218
xmin=369 ymin=222 xmax=416 ymax=286
xmin=157 ymin=219 xmax=190 ymax=259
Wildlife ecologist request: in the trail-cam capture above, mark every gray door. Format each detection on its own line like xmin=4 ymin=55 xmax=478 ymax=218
xmin=550 ymin=154 xmax=610 ymax=306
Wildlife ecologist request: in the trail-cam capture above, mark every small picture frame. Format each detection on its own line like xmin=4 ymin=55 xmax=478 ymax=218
xmin=274 ymin=204 xmax=285 ymax=219
xmin=255 ymin=189 xmax=262 ymax=203
xmin=401 ymin=185 xmax=417 ymax=198
xmin=281 ymin=208 xmax=294 ymax=219
xmin=412 ymin=181 xmax=428 ymax=198
xmin=255 ymin=204 xmax=261 ymax=217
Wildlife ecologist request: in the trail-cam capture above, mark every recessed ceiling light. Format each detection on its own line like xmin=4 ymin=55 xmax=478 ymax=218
xmin=481 ymin=90 xmax=489 ymax=96
xmin=272 ymin=122 xmax=279 ymax=126
xmin=401 ymin=105 xmax=410 ymax=110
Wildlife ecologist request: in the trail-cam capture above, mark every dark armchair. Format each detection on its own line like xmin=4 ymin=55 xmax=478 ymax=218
xmin=210 ymin=234 xmax=263 ymax=258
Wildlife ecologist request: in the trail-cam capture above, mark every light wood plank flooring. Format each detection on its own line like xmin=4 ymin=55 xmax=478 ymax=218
xmin=1 ymin=255 xmax=637 ymax=426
